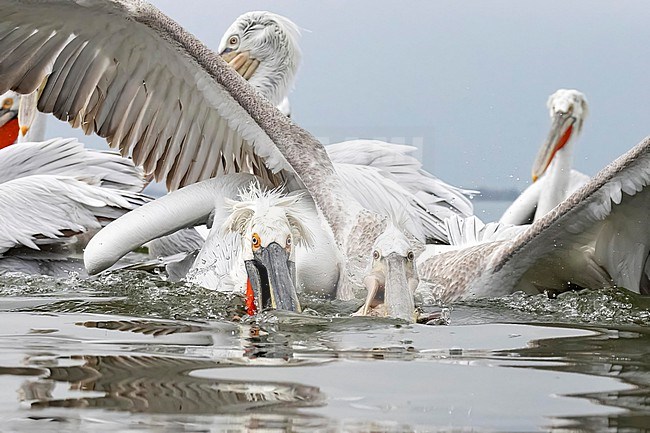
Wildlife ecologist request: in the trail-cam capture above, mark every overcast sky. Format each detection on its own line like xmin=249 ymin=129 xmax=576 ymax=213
xmin=48 ymin=0 xmax=650 ymax=191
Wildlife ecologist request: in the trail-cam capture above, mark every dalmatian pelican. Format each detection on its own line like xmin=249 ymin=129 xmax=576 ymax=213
xmin=1 ymin=2 xmax=649 ymax=321
xmin=501 ymin=89 xmax=591 ymax=224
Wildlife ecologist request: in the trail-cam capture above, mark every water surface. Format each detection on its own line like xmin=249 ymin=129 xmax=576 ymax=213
xmin=0 ymin=269 xmax=649 ymax=431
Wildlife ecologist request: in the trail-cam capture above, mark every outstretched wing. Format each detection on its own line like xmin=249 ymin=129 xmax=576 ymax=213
xmin=0 ymin=0 xmax=364 ymax=252
xmin=0 ymin=137 xmax=145 ymax=191
xmin=0 ymin=0 xmax=290 ymax=190
xmin=488 ymin=137 xmax=650 ymax=295
xmin=0 ymin=174 xmax=147 ymax=254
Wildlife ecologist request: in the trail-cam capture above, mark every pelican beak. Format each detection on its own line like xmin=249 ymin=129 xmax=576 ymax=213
xmin=531 ymin=111 xmax=576 ymax=182
xmin=357 ymin=253 xmax=418 ymax=322
xmin=244 ymin=242 xmax=301 ymax=313
xmin=0 ymin=106 xmax=18 ymax=149
xmin=220 ymin=50 xmax=261 ymax=81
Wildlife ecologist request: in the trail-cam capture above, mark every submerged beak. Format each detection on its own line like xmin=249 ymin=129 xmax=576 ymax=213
xmin=245 ymin=242 xmax=301 ymax=313
xmin=220 ymin=50 xmax=261 ymax=80
xmin=531 ymin=111 xmax=576 ymax=182
xmin=0 ymin=107 xmax=18 ymax=149
xmin=357 ymin=253 xmax=418 ymax=322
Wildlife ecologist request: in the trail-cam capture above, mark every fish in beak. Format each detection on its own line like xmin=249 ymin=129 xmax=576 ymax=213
xmin=244 ymin=242 xmax=301 ymax=315
xmin=531 ymin=110 xmax=577 ymax=182
xmin=221 ymin=49 xmax=261 ymax=81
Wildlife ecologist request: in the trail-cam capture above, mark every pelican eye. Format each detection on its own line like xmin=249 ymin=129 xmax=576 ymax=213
xmin=2 ymin=98 xmax=12 ymax=109
xmin=228 ymin=35 xmax=239 ymax=46
xmin=252 ymin=233 xmax=261 ymax=250
xmin=373 ymin=250 xmax=380 ymax=260
xmin=407 ymin=251 xmax=414 ymax=261
xmin=286 ymin=236 xmax=292 ymax=248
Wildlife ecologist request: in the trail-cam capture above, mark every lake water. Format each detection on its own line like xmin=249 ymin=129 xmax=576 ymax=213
xmin=0 ymin=271 xmax=649 ymax=431
xmin=0 ymin=201 xmax=649 ymax=431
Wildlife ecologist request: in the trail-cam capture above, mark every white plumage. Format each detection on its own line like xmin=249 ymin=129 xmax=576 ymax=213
xmin=501 ymin=89 xmax=590 ymax=224
xmin=418 ymin=137 xmax=650 ymax=302
xmin=0 ymin=90 xmax=148 ymax=269
xmin=2 ymin=2 xmax=649 ymax=322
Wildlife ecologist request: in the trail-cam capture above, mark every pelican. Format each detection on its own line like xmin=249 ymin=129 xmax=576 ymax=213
xmin=0 ymin=1 xmax=428 ymax=318
xmin=2 ymin=2 xmax=648 ymax=322
xmin=83 ymin=173 xmax=419 ymax=319
xmin=501 ymin=89 xmax=591 ymax=224
xmin=411 ymin=137 xmax=650 ymax=305
xmin=218 ymin=11 xmax=475 ymax=242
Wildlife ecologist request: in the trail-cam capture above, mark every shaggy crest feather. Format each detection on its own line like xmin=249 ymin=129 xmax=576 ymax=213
xmin=221 ymin=183 xmax=316 ymax=247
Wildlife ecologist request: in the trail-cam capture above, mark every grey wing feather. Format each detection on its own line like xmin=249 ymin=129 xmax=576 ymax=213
xmin=488 ymin=137 xmax=650 ymax=294
xmin=0 ymin=0 xmax=288 ymax=190
xmin=146 ymin=227 xmax=205 ymax=258
xmin=327 ymin=140 xmax=476 ymax=218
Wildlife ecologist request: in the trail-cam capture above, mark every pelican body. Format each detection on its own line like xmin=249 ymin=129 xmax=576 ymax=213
xmin=502 ymin=89 xmax=590 ymax=224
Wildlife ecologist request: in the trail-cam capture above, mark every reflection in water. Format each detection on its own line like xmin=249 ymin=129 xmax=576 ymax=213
xmin=19 ymin=355 xmax=324 ymax=414
xmin=2 ymin=271 xmax=650 ymax=430
xmin=501 ymin=325 xmax=650 ymax=431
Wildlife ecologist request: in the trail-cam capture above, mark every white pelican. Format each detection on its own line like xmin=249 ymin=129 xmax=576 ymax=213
xmin=217 ymin=11 xmax=475 ymax=242
xmin=413 ymin=136 xmax=650 ymax=303
xmin=3 ymin=2 xmax=648 ymax=321
xmin=83 ymin=174 xmax=418 ymax=319
xmin=501 ymin=89 xmax=591 ymax=224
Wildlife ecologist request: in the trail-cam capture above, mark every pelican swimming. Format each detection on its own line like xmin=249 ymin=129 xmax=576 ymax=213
xmin=501 ymin=89 xmax=591 ymax=224
xmin=73 ymin=9 xmax=465 ymax=318
xmin=0 ymin=1 xmax=428 ymax=318
xmin=1 ymin=2 xmax=648 ymax=321
xmin=413 ymin=136 xmax=650 ymax=302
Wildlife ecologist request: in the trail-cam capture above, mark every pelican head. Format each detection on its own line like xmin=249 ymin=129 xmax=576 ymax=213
xmin=222 ymin=185 xmax=314 ymax=315
xmin=532 ymin=89 xmax=589 ymax=181
xmin=0 ymin=91 xmax=20 ymax=149
xmin=358 ymin=222 xmax=419 ymax=322
xmin=218 ymin=11 xmax=301 ymax=106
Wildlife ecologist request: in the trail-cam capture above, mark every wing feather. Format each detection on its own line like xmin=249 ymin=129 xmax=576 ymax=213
xmin=0 ymin=0 xmax=290 ymax=191
xmin=488 ymin=137 xmax=650 ymax=293
xmin=0 ymin=138 xmax=145 ymax=192
xmin=0 ymin=0 xmax=365 ymax=249
xmin=0 ymin=175 xmax=147 ymax=254
xmin=327 ymin=140 xmax=476 ymax=220
xmin=40 ymin=36 xmax=87 ymax=113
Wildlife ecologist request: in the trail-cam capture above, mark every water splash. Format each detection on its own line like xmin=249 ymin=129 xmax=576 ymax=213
xmin=486 ymin=288 xmax=650 ymax=326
